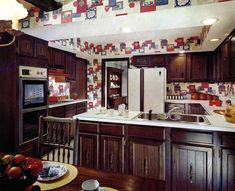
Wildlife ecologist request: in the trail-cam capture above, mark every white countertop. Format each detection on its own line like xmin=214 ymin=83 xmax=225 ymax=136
xmin=49 ymin=99 xmax=87 ymax=108
xmin=74 ymin=100 xmax=235 ymax=133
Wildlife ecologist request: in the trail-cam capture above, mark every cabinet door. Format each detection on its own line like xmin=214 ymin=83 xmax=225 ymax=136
xmin=222 ymin=149 xmax=235 ymax=191
xmin=66 ymin=52 xmax=76 ymax=81
xmin=221 ymin=40 xmax=230 ymax=81
xmin=132 ymin=56 xmax=149 ymax=68
xmin=128 ymin=138 xmax=165 ymax=180
xmin=150 ymin=55 xmax=167 ymax=68
xmin=35 ymin=39 xmax=48 ymax=59
xmin=100 ymin=135 xmax=124 ymax=173
xmin=167 ymin=54 xmax=187 ymax=82
xmin=230 ymin=35 xmax=235 ymax=80
xmin=51 ymin=48 xmax=65 ymax=69
xmin=17 ymin=35 xmax=34 ymax=57
xmin=189 ymin=53 xmax=209 ymax=82
xmin=172 ymin=144 xmax=212 ymax=191
xmin=79 ymin=133 xmax=99 ymax=169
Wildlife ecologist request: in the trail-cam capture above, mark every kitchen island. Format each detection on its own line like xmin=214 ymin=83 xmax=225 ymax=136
xmin=74 ymin=100 xmax=235 ymax=191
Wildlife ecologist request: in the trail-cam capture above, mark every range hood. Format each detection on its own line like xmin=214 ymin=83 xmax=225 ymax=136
xmin=49 ymin=69 xmax=69 ymax=82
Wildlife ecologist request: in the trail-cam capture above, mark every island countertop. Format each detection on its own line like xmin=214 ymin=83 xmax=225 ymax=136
xmin=74 ymin=100 xmax=235 ymax=133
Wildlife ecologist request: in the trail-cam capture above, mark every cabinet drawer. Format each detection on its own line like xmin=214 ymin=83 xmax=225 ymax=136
xmin=171 ymin=129 xmax=213 ymax=145
xmin=100 ymin=123 xmax=124 ymax=136
xmin=222 ymin=133 xmax=235 ymax=147
xmin=128 ymin=125 xmax=165 ymax=140
xmin=79 ymin=122 xmax=99 ymax=133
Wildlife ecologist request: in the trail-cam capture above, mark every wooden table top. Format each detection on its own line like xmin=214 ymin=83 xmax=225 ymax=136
xmin=55 ymin=166 xmax=165 ymax=191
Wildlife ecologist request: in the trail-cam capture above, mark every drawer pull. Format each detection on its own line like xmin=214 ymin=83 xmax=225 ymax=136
xmin=189 ymin=163 xmax=193 ymax=183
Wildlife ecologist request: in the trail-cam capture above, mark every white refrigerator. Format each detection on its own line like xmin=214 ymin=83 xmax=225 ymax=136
xmin=128 ymin=68 xmax=166 ymax=113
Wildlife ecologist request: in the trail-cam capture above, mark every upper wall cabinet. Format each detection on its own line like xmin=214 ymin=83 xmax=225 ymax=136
xmin=188 ymin=52 xmax=211 ymax=82
xmin=167 ymin=54 xmax=187 ymax=82
xmin=65 ymin=52 xmax=76 ymax=81
xmin=48 ymin=47 xmax=65 ymax=69
xmin=17 ymin=34 xmax=48 ymax=59
xmin=17 ymin=35 xmax=34 ymax=57
xmin=35 ymin=39 xmax=48 ymax=59
xmin=230 ymin=34 xmax=235 ymax=80
xmin=132 ymin=55 xmax=166 ymax=68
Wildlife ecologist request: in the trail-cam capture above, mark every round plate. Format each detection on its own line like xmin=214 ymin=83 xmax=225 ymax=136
xmin=38 ymin=162 xmax=67 ymax=182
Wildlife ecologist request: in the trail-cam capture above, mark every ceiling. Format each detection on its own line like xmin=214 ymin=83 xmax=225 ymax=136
xmin=21 ymin=1 xmax=235 ymax=52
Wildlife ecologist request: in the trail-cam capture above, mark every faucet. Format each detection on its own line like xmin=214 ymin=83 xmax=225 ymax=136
xmin=167 ymin=107 xmax=183 ymax=120
xmin=148 ymin=109 xmax=152 ymax=120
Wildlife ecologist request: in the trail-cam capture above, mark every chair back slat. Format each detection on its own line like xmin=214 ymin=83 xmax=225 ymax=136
xmin=38 ymin=116 xmax=78 ymax=165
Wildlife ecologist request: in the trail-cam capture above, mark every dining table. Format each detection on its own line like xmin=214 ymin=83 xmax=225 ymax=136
xmin=54 ymin=166 xmax=165 ymax=191
xmin=0 ymin=153 xmax=165 ymax=191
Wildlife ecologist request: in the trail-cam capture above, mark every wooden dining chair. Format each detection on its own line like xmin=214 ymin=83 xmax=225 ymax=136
xmin=38 ymin=116 xmax=78 ymax=165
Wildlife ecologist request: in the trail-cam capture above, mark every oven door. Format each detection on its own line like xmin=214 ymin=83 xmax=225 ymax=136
xmin=20 ymin=108 xmax=47 ymax=144
xmin=21 ymin=78 xmax=48 ymax=110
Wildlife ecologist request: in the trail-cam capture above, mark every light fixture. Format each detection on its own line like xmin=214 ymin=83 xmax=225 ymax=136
xmin=201 ymin=18 xmax=218 ymax=25
xmin=0 ymin=0 xmax=28 ymax=30
xmin=121 ymin=27 xmax=132 ymax=33
xmin=210 ymin=38 xmax=220 ymax=42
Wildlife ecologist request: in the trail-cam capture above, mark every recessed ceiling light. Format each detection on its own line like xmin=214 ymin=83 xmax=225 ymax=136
xmin=121 ymin=27 xmax=132 ymax=33
xmin=210 ymin=38 xmax=220 ymax=42
xmin=201 ymin=18 xmax=218 ymax=25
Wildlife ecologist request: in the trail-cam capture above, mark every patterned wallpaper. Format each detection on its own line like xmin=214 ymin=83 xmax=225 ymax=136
xmin=87 ymin=59 xmax=102 ymax=109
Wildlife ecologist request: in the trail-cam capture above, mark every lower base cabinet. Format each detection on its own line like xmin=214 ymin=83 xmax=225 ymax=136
xmin=100 ymin=135 xmax=124 ymax=173
xmin=129 ymin=138 xmax=165 ymax=180
xmin=222 ymin=149 xmax=235 ymax=191
xmin=172 ymin=144 xmax=213 ymax=191
xmin=79 ymin=133 xmax=99 ymax=169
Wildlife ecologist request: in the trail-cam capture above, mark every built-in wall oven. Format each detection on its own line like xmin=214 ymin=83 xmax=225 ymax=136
xmin=19 ymin=66 xmax=48 ymax=144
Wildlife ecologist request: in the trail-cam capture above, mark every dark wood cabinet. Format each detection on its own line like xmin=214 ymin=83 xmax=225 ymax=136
xmin=70 ymin=58 xmax=87 ymax=99
xmin=100 ymin=123 xmax=125 ymax=173
xmin=129 ymin=138 xmax=165 ymax=180
xmin=17 ymin=35 xmax=34 ymax=57
xmin=48 ymin=106 xmax=65 ymax=117
xmin=167 ymin=54 xmax=187 ymax=82
xmin=150 ymin=54 xmax=167 ymax=68
xmin=66 ymin=52 xmax=76 ymax=81
xmin=188 ymin=53 xmax=210 ymax=82
xmin=65 ymin=104 xmax=77 ymax=118
xmin=100 ymin=135 xmax=124 ymax=173
xmin=79 ymin=122 xmax=99 ymax=169
xmin=172 ymin=144 xmax=213 ymax=191
xmin=17 ymin=34 xmax=48 ymax=61
xmin=222 ymin=149 xmax=235 ymax=191
xmin=132 ymin=56 xmax=149 ymax=68
xmin=128 ymin=125 xmax=165 ymax=180
xmin=220 ymin=40 xmax=230 ymax=81
xmin=35 ymin=38 xmax=48 ymax=59
xmin=48 ymin=47 xmax=65 ymax=69
xmin=79 ymin=133 xmax=99 ymax=169
xmin=230 ymin=34 xmax=235 ymax=80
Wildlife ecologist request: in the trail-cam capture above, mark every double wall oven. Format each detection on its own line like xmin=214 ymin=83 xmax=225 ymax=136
xmin=19 ymin=66 xmax=48 ymax=144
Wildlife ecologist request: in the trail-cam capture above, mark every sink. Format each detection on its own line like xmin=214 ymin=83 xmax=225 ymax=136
xmin=136 ymin=113 xmax=210 ymax=125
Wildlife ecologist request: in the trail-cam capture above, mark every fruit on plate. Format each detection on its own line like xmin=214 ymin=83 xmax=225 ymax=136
xmin=0 ymin=154 xmax=42 ymax=191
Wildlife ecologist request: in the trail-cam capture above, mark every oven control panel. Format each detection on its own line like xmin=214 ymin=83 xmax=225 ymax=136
xmin=19 ymin=66 xmax=48 ymax=79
